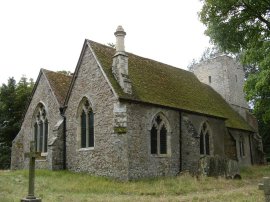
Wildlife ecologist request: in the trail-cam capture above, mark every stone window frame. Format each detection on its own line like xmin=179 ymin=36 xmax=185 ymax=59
xmin=76 ymin=97 xmax=95 ymax=151
xmin=199 ymin=121 xmax=213 ymax=156
xmin=32 ymin=102 xmax=48 ymax=156
xmin=149 ymin=112 xmax=171 ymax=157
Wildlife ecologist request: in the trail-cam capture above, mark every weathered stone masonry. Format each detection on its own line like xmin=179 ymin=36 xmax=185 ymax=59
xmin=11 ymin=26 xmax=263 ymax=180
xmin=11 ymin=72 xmax=63 ymax=170
xmin=65 ymin=45 xmax=129 ymax=180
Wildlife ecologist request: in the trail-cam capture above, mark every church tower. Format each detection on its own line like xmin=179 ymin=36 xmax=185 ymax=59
xmin=192 ymin=55 xmax=249 ymax=119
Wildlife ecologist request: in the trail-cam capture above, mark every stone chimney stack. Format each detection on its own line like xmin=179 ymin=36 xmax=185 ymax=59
xmin=112 ymin=26 xmax=132 ymax=94
xmin=115 ymin=25 xmax=126 ymax=53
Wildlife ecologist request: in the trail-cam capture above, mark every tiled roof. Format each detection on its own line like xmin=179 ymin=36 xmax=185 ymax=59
xmin=43 ymin=69 xmax=72 ymax=106
xmin=88 ymin=40 xmax=253 ymax=132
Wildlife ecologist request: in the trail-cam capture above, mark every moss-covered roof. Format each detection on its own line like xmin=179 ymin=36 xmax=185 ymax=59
xmin=88 ymin=40 xmax=253 ymax=132
xmin=43 ymin=69 xmax=72 ymax=105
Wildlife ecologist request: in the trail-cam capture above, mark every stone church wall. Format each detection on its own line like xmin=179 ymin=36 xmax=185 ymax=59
xmin=11 ymin=73 xmax=63 ymax=170
xmin=181 ymin=112 xmax=226 ymax=174
xmin=125 ymin=103 xmax=228 ymax=179
xmin=11 ymin=129 xmax=24 ymax=170
xmin=48 ymin=119 xmax=64 ymax=170
xmin=224 ymin=131 xmax=238 ymax=161
xmin=65 ymin=45 xmax=129 ymax=180
xmin=125 ymin=103 xmax=180 ymax=179
xmin=229 ymin=129 xmax=252 ymax=166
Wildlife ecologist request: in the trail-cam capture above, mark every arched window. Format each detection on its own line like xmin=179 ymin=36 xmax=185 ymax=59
xmin=79 ymin=99 xmax=94 ymax=148
xmin=199 ymin=122 xmax=211 ymax=155
xmin=150 ymin=114 xmax=169 ymax=155
xmin=33 ymin=104 xmax=48 ymax=153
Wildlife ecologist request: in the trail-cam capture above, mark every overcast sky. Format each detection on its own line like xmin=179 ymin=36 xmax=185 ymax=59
xmin=0 ymin=0 xmax=210 ymax=84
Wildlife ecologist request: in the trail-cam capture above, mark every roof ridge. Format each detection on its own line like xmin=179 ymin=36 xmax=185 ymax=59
xmin=89 ymin=39 xmax=253 ymax=132
xmin=42 ymin=68 xmax=73 ymax=78
xmin=87 ymin=39 xmax=191 ymax=75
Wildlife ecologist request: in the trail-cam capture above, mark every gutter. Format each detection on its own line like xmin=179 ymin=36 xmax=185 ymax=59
xmin=59 ymin=106 xmax=67 ymax=170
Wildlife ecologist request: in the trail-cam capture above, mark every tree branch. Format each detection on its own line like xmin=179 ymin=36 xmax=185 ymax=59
xmin=242 ymin=1 xmax=270 ymax=30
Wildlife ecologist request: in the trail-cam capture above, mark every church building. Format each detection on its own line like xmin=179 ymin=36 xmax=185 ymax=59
xmin=11 ymin=26 xmax=263 ymax=180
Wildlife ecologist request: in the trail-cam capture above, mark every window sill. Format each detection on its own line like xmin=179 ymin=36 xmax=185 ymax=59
xmin=36 ymin=154 xmax=47 ymax=161
xmin=151 ymin=154 xmax=170 ymax=158
xmin=41 ymin=152 xmax=48 ymax=157
xmin=77 ymin=147 xmax=95 ymax=152
xmin=200 ymin=154 xmax=211 ymax=158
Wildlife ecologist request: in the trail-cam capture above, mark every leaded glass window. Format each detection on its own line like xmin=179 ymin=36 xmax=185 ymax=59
xmin=34 ymin=123 xmax=38 ymax=151
xmin=79 ymin=99 xmax=94 ymax=148
xmin=44 ymin=119 xmax=48 ymax=153
xmin=33 ymin=104 xmax=48 ymax=153
xmin=88 ymin=110 xmax=94 ymax=147
xmin=151 ymin=126 xmax=157 ymax=154
xmin=200 ymin=122 xmax=211 ymax=155
xmin=160 ymin=125 xmax=167 ymax=154
xmin=150 ymin=115 xmax=169 ymax=155
xmin=81 ymin=111 xmax=87 ymax=148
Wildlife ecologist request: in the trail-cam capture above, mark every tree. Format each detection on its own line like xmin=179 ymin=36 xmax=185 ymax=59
xmin=199 ymin=0 xmax=270 ymax=156
xmin=0 ymin=76 xmax=34 ymax=169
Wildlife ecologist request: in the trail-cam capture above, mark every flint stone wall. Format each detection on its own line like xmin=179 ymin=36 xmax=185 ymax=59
xmin=65 ymin=45 xmax=129 ymax=180
xmin=125 ymin=103 xmax=180 ymax=179
xmin=229 ymin=129 xmax=252 ymax=166
xmin=11 ymin=73 xmax=62 ymax=170
xmin=181 ymin=112 xmax=226 ymax=174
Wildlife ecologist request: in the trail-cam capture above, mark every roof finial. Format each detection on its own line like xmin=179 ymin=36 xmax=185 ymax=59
xmin=114 ymin=25 xmax=126 ymax=53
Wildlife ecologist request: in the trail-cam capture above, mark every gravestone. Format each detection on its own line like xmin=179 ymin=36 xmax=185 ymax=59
xmin=258 ymin=177 xmax=270 ymax=202
xmin=21 ymin=141 xmax=42 ymax=202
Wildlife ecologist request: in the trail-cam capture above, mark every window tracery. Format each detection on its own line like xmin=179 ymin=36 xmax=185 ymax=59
xmin=150 ymin=114 xmax=169 ymax=155
xmin=200 ymin=122 xmax=211 ymax=155
xmin=33 ymin=104 xmax=48 ymax=153
xmin=79 ymin=99 xmax=94 ymax=148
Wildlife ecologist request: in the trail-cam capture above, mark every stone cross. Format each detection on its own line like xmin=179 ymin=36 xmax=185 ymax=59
xmin=258 ymin=177 xmax=270 ymax=202
xmin=21 ymin=141 xmax=42 ymax=202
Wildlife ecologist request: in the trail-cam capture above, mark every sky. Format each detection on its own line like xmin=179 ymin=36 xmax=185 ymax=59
xmin=0 ymin=0 xmax=210 ymax=84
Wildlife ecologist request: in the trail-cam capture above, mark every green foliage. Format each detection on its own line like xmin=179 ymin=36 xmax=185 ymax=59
xmin=0 ymin=166 xmax=268 ymax=201
xmin=0 ymin=76 xmax=34 ymax=169
xmin=200 ymin=0 xmax=270 ymax=53
xmin=199 ymin=0 xmax=270 ymax=155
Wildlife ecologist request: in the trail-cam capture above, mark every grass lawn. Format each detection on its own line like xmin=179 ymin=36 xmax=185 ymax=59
xmin=0 ymin=165 xmax=269 ymax=202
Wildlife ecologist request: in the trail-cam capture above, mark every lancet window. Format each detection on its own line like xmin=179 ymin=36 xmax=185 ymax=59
xmin=79 ymin=99 xmax=94 ymax=148
xmin=33 ymin=104 xmax=48 ymax=153
xmin=200 ymin=122 xmax=211 ymax=155
xmin=150 ymin=114 xmax=169 ymax=155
